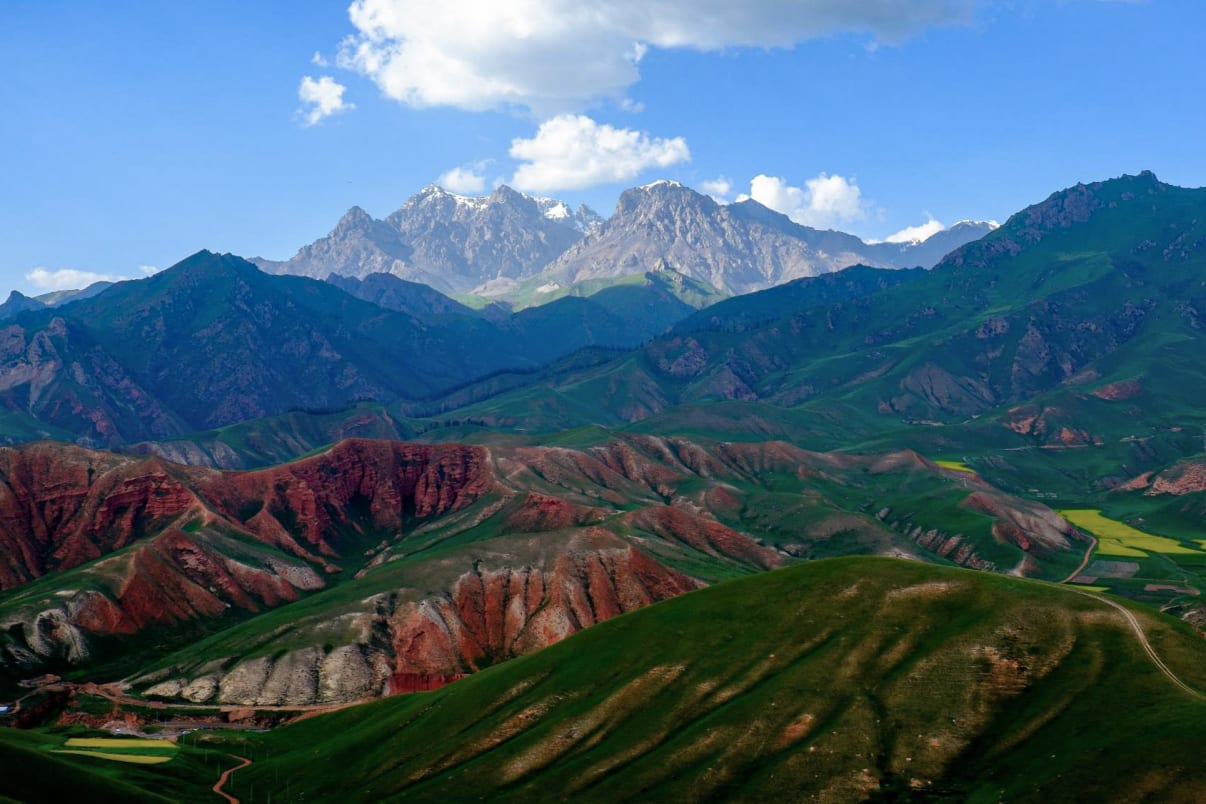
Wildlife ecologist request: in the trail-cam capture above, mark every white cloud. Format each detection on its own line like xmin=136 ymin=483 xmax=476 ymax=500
xmin=739 ymin=173 xmax=868 ymax=230
xmin=311 ymin=51 xmax=329 ymax=67
xmin=25 ymin=268 xmax=126 ymax=291
xmin=508 ymin=114 xmax=689 ymax=192
xmin=698 ymin=177 xmax=732 ymax=202
xmin=297 ymin=75 xmax=354 ymax=126
xmin=883 ymin=215 xmax=946 ymax=244
xmin=438 ymin=162 xmax=488 ymax=194
xmin=138 ymin=264 xmax=161 ymax=276
xmin=335 ymin=0 xmax=975 ymax=114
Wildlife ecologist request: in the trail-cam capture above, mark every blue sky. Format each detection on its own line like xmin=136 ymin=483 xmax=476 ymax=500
xmin=1 ymin=0 xmax=1202 ymax=294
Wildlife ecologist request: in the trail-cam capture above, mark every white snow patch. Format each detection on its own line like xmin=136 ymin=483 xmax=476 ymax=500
xmin=542 ymin=202 xmax=571 ymax=220
xmin=640 ymin=179 xmax=683 ymax=190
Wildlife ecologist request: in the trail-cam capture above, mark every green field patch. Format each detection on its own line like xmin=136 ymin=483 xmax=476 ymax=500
xmin=934 ymin=459 xmax=975 ymax=473
xmin=64 ymin=737 xmax=177 ymax=750
xmin=54 ymin=749 xmax=174 ymax=765
xmin=1061 ymin=509 xmax=1203 ymax=557
xmin=52 ymin=736 xmax=179 ymax=765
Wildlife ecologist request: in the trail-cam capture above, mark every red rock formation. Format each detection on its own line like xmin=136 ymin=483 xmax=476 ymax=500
xmin=503 ymin=493 xmax=608 ymax=532
xmin=0 ymin=443 xmax=202 ymax=589
xmin=385 ymin=535 xmax=701 ymax=679
xmin=1092 ymin=379 xmax=1142 ymax=400
xmin=0 ymin=439 xmax=493 ymax=591
xmin=2 ymin=434 xmax=1086 ymax=703
xmin=1146 ymin=461 xmax=1206 ymax=496
xmin=387 ymin=672 xmax=466 ymax=695
xmin=623 ymin=505 xmax=780 ymax=570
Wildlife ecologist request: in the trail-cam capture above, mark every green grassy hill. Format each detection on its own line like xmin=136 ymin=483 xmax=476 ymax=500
xmin=180 ymin=557 xmax=1206 ymax=802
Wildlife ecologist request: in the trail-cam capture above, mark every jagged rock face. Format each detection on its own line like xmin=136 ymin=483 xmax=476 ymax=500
xmin=199 ymin=439 xmax=493 ymax=560
xmin=149 ymin=535 xmax=701 ymax=706
xmin=544 ymin=183 xmax=990 ymax=296
xmin=265 ymin=181 xmax=987 ymax=298
xmin=386 ymin=185 xmax=594 ymax=293
xmin=0 ymin=440 xmax=493 ymax=675
xmin=260 ymin=206 xmax=414 ymax=280
xmin=0 ymin=439 xmax=490 ymax=591
xmin=0 ymin=442 xmax=200 ymax=589
xmin=264 ymin=186 xmax=599 ymax=294
xmin=547 ymin=184 xmax=876 ymax=295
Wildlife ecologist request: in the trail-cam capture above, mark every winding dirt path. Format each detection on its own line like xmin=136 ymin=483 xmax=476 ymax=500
xmin=1068 ymin=588 xmax=1206 ymax=701
xmin=1056 ymin=530 xmax=1203 ymax=700
xmin=1058 ymin=533 xmax=1099 ymax=584
xmin=213 ymin=755 xmax=252 ymax=804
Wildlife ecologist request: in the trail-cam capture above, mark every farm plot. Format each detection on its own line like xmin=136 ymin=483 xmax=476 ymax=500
xmin=1060 ymin=509 xmax=1204 ymax=558
xmin=53 ymin=737 xmax=178 ymax=765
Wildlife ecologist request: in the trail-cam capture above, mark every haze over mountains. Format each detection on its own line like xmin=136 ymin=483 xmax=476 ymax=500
xmin=252 ymin=180 xmax=995 ymax=297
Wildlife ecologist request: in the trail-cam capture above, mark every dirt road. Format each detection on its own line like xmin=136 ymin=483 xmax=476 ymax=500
xmin=1069 ymin=587 xmax=1205 ymax=701
xmin=213 ymin=755 xmax=252 ymax=804
xmin=1058 ymin=532 xmax=1099 ymax=584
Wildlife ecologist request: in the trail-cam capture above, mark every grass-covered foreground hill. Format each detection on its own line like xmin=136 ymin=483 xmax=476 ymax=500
xmin=220 ymin=558 xmax=1206 ymax=803
xmin=11 ymin=557 xmax=1202 ymax=802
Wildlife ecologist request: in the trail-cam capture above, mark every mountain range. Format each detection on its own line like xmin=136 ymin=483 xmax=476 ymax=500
xmin=252 ymin=180 xmax=994 ymax=297
xmin=3 ymin=170 xmax=1206 ymax=801
xmin=0 ymin=253 xmax=720 ymax=445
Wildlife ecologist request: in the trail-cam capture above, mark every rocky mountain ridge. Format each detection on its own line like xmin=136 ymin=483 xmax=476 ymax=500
xmin=255 ymin=180 xmax=992 ymax=297
xmin=255 ymin=184 xmax=603 ymax=294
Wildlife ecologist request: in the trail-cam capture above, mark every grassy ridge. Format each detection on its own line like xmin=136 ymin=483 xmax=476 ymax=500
xmin=189 ymin=557 xmax=1206 ymax=802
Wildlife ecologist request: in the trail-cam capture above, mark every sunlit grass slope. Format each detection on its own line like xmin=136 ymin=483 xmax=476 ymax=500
xmin=212 ymin=557 xmax=1206 ymax=803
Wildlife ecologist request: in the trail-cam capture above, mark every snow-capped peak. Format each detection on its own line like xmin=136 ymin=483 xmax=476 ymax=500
xmin=639 ymin=179 xmax=684 ymax=190
xmin=409 ymin=184 xmax=490 ymax=210
xmin=534 ymin=197 xmax=572 ymax=221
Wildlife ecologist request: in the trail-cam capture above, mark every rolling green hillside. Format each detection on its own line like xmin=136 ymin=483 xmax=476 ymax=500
xmin=9 ymin=558 xmax=1201 ymax=802
xmin=0 ymin=253 xmax=707 ymax=446
xmin=183 ymin=558 xmax=1205 ymax=802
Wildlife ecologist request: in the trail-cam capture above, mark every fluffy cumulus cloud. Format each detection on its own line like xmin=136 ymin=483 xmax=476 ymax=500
xmin=297 ymin=75 xmax=354 ymax=126
xmin=883 ymin=216 xmax=946 ymax=244
xmin=437 ymin=162 xmax=489 ymax=194
xmin=740 ymin=173 xmax=868 ymax=230
xmin=699 ymin=177 xmax=733 ymax=201
xmin=508 ymin=114 xmax=690 ymax=192
xmin=336 ymin=0 xmax=975 ymax=113
xmin=25 ymin=268 xmax=126 ymax=291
